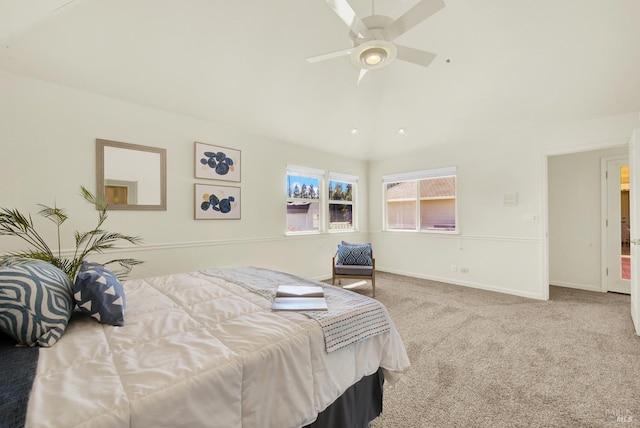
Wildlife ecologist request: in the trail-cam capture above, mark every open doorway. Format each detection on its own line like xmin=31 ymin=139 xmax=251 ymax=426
xmin=547 ymin=147 xmax=629 ymax=294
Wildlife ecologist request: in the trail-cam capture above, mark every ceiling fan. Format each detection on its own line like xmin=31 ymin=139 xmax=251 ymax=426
xmin=307 ymin=0 xmax=445 ymax=83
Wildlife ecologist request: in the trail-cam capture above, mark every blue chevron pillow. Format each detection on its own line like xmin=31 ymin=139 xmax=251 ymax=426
xmin=73 ymin=262 xmax=125 ymax=326
xmin=336 ymin=243 xmax=373 ymax=266
xmin=0 ymin=259 xmax=74 ymax=347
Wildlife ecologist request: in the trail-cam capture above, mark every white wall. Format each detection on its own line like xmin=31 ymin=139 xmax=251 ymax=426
xmin=2 ymin=70 xmax=639 ymax=301
xmin=548 ymin=147 xmax=627 ymax=292
xmin=0 ymin=71 xmax=368 ymax=280
xmin=369 ymin=114 xmax=640 ymax=300
xmin=369 ymin=138 xmax=545 ymax=299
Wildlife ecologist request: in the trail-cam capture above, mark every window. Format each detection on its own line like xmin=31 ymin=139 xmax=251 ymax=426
xmin=286 ymin=165 xmax=323 ymax=233
xmin=328 ymin=172 xmax=357 ymax=231
xmin=383 ymin=166 xmax=457 ymax=232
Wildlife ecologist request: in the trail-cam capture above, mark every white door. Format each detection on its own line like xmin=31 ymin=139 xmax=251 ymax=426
xmin=629 ymin=129 xmax=640 ymax=335
xmin=606 ymin=158 xmax=631 ymax=294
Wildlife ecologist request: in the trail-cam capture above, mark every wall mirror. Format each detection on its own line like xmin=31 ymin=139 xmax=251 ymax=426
xmin=96 ymin=139 xmax=167 ymax=210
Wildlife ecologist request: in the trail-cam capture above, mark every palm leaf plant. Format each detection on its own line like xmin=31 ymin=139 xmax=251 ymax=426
xmin=0 ymin=186 xmax=143 ymax=281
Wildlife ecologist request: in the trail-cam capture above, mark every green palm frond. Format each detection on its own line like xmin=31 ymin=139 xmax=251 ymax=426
xmin=80 ymin=186 xmax=101 ymax=206
xmin=0 ymin=186 xmax=144 ymax=281
xmin=0 ymin=209 xmax=53 ymax=255
xmin=80 ymin=185 xmax=108 ymax=224
xmin=74 ymin=229 xmax=106 ymax=247
xmin=103 ymin=258 xmax=145 ymax=278
xmin=0 ymin=209 xmax=32 ymax=233
xmin=37 ymin=205 xmax=68 ymax=226
xmin=94 ymin=232 xmax=142 ymax=248
xmin=0 ymin=209 xmax=31 ymax=235
xmin=3 ymin=250 xmax=56 ymax=264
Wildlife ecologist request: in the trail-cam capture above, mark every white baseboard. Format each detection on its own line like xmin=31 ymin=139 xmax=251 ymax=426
xmin=549 ymin=280 xmax=604 ymax=293
xmin=378 ymin=268 xmax=546 ymax=300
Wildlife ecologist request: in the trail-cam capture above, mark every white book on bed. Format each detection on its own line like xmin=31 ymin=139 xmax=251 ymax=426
xmin=272 ymin=296 xmax=328 ymax=311
xmin=275 ymin=285 xmax=324 ymax=298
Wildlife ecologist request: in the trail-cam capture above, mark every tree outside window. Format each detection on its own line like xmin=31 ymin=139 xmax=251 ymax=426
xmin=286 ymin=172 xmax=321 ymax=233
xmin=329 ymin=179 xmax=354 ymax=231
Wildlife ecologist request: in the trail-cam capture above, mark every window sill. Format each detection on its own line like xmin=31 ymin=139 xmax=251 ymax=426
xmin=285 ymin=229 xmax=360 ymax=237
xmin=285 ymin=229 xmax=322 ymax=236
xmin=328 ymin=229 xmax=357 ymax=234
xmin=383 ymin=229 xmax=460 ymax=235
xmin=421 ymin=229 xmax=459 ymax=235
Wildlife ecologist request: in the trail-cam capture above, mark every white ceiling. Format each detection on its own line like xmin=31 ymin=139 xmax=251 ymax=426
xmin=1 ymin=0 xmax=639 ymax=160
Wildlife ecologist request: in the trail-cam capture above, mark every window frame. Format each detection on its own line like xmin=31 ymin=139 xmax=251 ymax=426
xmin=328 ymin=171 xmax=358 ymax=233
xmin=286 ymin=165 xmax=324 ymax=235
xmin=285 ymin=167 xmax=360 ymax=235
xmin=383 ymin=166 xmax=458 ymax=234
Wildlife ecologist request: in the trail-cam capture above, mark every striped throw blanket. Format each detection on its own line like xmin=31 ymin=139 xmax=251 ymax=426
xmin=202 ymin=266 xmax=390 ymax=353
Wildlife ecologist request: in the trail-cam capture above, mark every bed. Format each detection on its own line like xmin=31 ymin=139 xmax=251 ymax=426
xmin=1 ymin=265 xmax=410 ymax=428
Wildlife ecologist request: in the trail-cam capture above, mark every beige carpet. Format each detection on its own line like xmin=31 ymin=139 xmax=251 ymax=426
xmin=341 ymin=272 xmax=640 ymax=427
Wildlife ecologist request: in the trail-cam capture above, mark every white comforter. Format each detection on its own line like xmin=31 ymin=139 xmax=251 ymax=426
xmin=26 ymin=268 xmax=410 ymax=428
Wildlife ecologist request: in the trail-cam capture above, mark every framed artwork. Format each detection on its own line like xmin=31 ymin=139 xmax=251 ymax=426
xmin=195 ymin=142 xmax=241 ymax=182
xmin=195 ymin=184 xmax=241 ymax=220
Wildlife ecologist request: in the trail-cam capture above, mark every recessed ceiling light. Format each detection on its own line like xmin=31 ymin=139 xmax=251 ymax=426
xmin=398 ymin=128 xmax=406 ymax=135
xmin=351 ymin=128 xmax=359 ymax=135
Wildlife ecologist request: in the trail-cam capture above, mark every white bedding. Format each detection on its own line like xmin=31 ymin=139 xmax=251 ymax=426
xmin=25 ymin=268 xmax=410 ymax=428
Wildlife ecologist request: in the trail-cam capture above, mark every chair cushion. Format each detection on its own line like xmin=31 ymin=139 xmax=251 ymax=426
xmin=336 ymin=243 xmax=373 ymax=266
xmin=334 ymin=264 xmax=374 ymax=276
xmin=341 ymin=240 xmax=371 ymax=247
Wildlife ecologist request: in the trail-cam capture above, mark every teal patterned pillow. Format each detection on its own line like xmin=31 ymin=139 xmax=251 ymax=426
xmin=73 ymin=261 xmax=126 ymax=326
xmin=0 ymin=259 xmax=74 ymax=347
xmin=336 ymin=244 xmax=373 ymax=266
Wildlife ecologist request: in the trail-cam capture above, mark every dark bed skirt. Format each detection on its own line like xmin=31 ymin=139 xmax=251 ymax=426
xmin=0 ymin=333 xmax=39 ymax=428
xmin=303 ymin=367 xmax=384 ymax=428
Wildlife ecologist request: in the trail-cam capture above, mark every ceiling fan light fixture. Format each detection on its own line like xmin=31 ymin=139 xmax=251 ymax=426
xmin=360 ymin=47 xmax=387 ymax=66
xmin=351 ymin=40 xmax=397 ymax=70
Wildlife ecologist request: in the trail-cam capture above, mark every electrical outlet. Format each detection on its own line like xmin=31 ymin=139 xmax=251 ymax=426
xmin=460 ymin=268 xmax=469 ymax=273
xmin=451 ymin=264 xmax=457 ymax=272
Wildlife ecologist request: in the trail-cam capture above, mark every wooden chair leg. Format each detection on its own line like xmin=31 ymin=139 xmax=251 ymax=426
xmin=331 ymin=256 xmax=336 ymax=285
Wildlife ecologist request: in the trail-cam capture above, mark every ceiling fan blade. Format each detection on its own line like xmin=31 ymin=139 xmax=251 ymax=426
xmin=382 ymin=0 xmax=445 ymax=41
xmin=356 ymin=69 xmax=369 ymax=85
xmin=395 ymin=44 xmax=437 ymax=67
xmin=306 ymin=47 xmax=354 ymax=63
xmin=325 ymin=0 xmax=369 ymax=39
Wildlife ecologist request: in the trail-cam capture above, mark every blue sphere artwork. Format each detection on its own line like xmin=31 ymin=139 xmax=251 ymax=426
xmin=200 ymin=151 xmax=234 ymax=176
xmin=201 ymin=193 xmax=235 ymax=214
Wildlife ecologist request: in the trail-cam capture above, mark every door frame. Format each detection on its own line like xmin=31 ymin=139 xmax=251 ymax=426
xmin=629 ymin=129 xmax=640 ymax=334
xmin=601 ymin=155 xmax=630 ymax=293
xmin=542 ymin=140 xmax=629 ymax=303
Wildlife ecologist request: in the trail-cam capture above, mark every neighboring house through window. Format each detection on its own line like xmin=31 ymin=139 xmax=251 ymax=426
xmin=286 ymin=165 xmax=323 ymax=233
xmin=286 ymin=167 xmax=359 ymax=234
xmin=383 ymin=166 xmax=457 ymax=232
